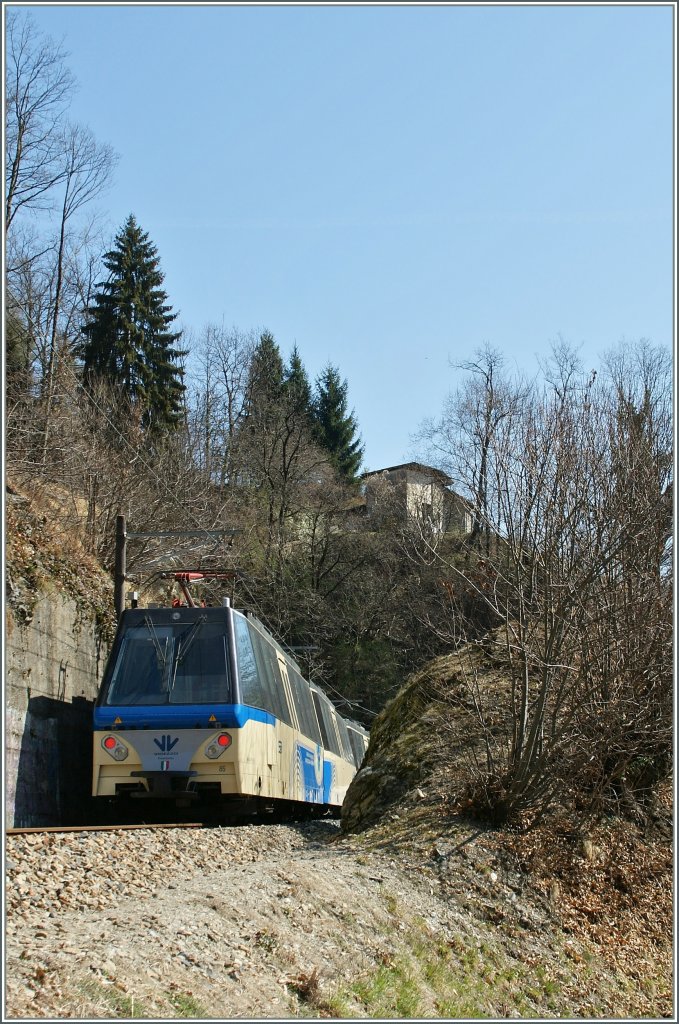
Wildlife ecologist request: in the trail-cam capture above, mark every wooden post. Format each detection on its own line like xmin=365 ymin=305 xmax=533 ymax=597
xmin=114 ymin=515 xmax=126 ymax=619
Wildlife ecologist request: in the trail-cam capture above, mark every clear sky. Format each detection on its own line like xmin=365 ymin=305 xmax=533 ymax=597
xmin=7 ymin=1 xmax=675 ymax=472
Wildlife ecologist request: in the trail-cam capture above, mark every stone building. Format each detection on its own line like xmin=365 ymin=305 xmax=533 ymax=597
xmin=360 ymin=462 xmax=472 ymax=536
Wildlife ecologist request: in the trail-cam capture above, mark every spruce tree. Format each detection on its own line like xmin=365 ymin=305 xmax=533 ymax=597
xmin=284 ymin=344 xmax=313 ymax=421
xmin=247 ymin=330 xmax=285 ymax=409
xmin=313 ymin=363 xmax=364 ymax=481
xmin=80 ymin=214 xmax=185 ymax=431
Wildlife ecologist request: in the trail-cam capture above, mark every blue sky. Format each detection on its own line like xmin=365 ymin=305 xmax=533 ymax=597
xmin=8 ymin=2 xmax=675 ymax=472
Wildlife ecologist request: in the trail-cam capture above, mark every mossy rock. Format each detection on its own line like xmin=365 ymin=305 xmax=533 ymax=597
xmin=341 ymin=659 xmax=444 ymax=833
xmin=341 ymin=642 xmax=507 ymax=834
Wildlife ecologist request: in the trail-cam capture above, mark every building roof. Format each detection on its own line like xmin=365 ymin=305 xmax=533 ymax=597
xmin=362 ymin=462 xmax=454 ymax=486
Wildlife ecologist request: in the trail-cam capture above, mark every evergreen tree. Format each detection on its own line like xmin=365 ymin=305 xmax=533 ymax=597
xmin=313 ymin=363 xmax=364 ymax=481
xmin=80 ymin=214 xmax=185 ymax=431
xmin=247 ymin=330 xmax=285 ymax=409
xmin=284 ymin=343 xmax=313 ymax=420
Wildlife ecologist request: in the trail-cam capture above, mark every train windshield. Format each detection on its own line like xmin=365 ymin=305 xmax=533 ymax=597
xmin=104 ymin=616 xmax=231 ymax=705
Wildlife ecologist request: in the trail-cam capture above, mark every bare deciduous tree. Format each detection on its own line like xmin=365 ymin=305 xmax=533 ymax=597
xmin=186 ymin=324 xmax=257 ymax=488
xmin=39 ymin=124 xmax=116 ymax=466
xmin=5 ymin=11 xmax=75 ymax=229
xmin=414 ymin=339 xmax=672 ymax=826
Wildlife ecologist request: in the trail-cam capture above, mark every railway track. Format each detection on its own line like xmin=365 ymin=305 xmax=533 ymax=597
xmin=6 ymin=821 xmax=206 ymax=836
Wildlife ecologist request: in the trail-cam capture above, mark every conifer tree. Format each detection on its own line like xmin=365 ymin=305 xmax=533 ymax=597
xmin=313 ymin=363 xmax=364 ymax=482
xmin=80 ymin=214 xmax=185 ymax=431
xmin=284 ymin=343 xmax=313 ymax=421
xmin=246 ymin=330 xmax=284 ymax=409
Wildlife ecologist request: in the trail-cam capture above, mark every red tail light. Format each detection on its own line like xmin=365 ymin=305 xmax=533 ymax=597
xmin=101 ymin=735 xmax=128 ymax=761
xmin=205 ymin=732 xmax=232 ymax=759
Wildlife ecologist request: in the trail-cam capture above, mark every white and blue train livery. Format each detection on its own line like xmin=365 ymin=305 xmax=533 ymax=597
xmin=92 ymin=597 xmax=369 ymax=816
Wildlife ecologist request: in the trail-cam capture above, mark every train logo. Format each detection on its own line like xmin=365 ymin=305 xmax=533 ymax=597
xmin=154 ymin=735 xmax=179 ymax=752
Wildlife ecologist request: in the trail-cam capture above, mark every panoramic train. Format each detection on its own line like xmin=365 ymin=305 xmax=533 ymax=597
xmin=92 ymin=580 xmax=369 ymax=817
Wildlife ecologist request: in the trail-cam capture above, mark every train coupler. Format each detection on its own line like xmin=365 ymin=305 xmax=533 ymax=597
xmin=129 ymin=770 xmax=199 ymax=799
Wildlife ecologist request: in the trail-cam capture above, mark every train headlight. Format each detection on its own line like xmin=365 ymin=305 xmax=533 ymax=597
xmin=205 ymin=733 xmax=232 ymax=759
xmin=101 ymin=735 xmax=128 ymax=761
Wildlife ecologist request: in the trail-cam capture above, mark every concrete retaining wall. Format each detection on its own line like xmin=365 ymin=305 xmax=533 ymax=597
xmin=5 ymin=586 xmax=110 ymax=827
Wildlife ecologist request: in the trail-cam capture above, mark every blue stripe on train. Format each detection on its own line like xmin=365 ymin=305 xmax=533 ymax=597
xmin=93 ymin=703 xmax=276 ymax=730
xmin=297 ymin=742 xmax=324 ymax=803
xmin=323 ymin=759 xmax=334 ymax=804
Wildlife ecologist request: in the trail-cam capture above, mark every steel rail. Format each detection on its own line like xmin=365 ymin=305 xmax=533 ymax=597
xmin=6 ymin=822 xmax=206 ymax=836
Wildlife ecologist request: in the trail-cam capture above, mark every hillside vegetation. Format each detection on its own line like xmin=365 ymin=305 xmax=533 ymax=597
xmin=341 ymin=642 xmax=673 ymax=1017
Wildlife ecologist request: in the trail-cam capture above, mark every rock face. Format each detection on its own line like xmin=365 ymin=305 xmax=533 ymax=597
xmin=5 ymin=485 xmax=115 ymax=827
xmin=341 ymin=640 xmax=505 ymax=835
xmin=341 ymin=659 xmax=444 ymax=833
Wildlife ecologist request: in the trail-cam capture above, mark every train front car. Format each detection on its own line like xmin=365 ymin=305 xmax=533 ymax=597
xmin=92 ymin=598 xmax=368 ymax=817
xmin=92 ymin=603 xmax=241 ymax=808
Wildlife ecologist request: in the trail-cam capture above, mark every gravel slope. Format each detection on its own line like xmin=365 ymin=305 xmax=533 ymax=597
xmin=5 ymin=815 xmax=672 ymax=1020
xmin=5 ymin=820 xmax=449 ymax=1019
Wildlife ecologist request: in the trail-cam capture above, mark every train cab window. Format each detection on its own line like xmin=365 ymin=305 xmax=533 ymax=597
xmin=310 ymin=689 xmax=342 ymax=757
xmin=106 ymin=632 xmax=168 ymax=704
xmin=233 ymin=614 xmax=292 ymax=725
xmin=104 ymin=620 xmax=230 ymax=706
xmin=171 ymin=631 xmax=229 ymax=703
xmin=287 ymin=667 xmax=322 ymax=745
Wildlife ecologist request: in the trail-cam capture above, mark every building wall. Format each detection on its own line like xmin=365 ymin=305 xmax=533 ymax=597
xmin=5 ymin=586 xmax=110 ymax=827
xmin=402 ymin=472 xmax=442 ymax=530
xmin=364 ymin=466 xmax=472 ymax=536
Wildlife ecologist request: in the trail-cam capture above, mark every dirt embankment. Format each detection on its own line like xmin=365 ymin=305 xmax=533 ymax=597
xmin=5 ymin=811 xmax=672 ymax=1020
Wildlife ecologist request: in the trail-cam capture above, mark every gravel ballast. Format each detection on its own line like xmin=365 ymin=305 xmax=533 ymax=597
xmin=4 ymin=817 xmax=671 ymax=1019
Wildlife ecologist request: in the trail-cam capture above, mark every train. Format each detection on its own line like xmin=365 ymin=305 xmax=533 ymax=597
xmin=92 ymin=580 xmax=369 ymax=818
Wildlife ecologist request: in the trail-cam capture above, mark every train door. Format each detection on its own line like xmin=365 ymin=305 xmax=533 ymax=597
xmin=276 ymin=655 xmax=299 ymax=730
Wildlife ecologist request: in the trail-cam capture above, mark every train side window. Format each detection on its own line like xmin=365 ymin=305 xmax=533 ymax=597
xmin=347 ymin=728 xmax=364 ymax=768
xmin=233 ymin=613 xmax=270 ymax=713
xmin=334 ymin=712 xmax=354 ymax=763
xmin=288 ymin=667 xmax=322 ymax=745
xmin=248 ymin=624 xmax=293 ymax=726
xmin=311 ymin=690 xmax=342 ymax=757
